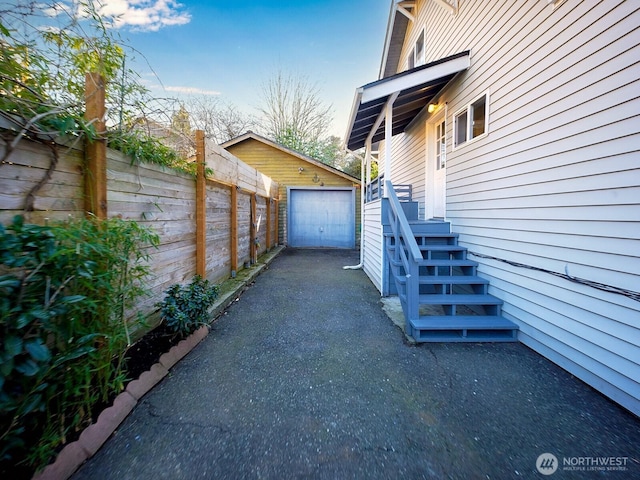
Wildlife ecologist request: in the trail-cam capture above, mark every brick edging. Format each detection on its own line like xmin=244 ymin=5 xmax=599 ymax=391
xmin=32 ymin=325 xmax=210 ymax=480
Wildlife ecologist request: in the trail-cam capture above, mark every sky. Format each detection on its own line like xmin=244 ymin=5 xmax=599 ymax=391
xmin=41 ymin=0 xmax=393 ymax=139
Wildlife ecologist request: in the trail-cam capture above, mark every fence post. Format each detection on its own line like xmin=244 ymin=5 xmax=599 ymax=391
xmin=84 ymin=72 xmax=107 ymax=219
xmin=230 ymin=186 xmax=238 ymax=274
xmin=274 ymin=199 xmax=279 ymax=246
xmin=250 ymin=193 xmax=257 ymax=263
xmin=266 ymin=197 xmax=271 ymax=250
xmin=195 ymin=130 xmax=206 ymax=277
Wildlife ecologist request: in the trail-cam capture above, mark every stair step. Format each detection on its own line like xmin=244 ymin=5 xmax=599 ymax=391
xmin=395 ymin=275 xmax=489 ymax=286
xmin=410 ymin=315 xmax=518 ymax=343
xmin=417 ymin=259 xmax=478 ymax=267
xmin=418 ymin=275 xmax=489 ymax=285
xmin=414 ymin=233 xmax=459 ymax=243
xmin=388 ymin=244 xmax=465 ymax=253
xmin=407 ymin=221 xmax=450 ymax=234
xmin=384 ymin=232 xmax=459 ymax=242
xmin=418 ymin=294 xmax=503 ymax=306
xmin=418 ymin=244 xmax=465 ymax=251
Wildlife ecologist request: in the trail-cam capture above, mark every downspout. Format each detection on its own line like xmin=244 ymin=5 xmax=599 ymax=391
xmin=343 ymin=91 xmax=398 ymax=270
xmin=343 ymin=144 xmax=368 ymax=270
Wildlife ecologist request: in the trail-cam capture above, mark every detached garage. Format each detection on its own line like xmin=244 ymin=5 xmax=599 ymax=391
xmin=222 ymin=132 xmax=360 ymax=249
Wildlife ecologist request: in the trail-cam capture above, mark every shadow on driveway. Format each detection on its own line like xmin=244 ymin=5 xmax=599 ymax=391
xmin=73 ymin=248 xmax=640 ymax=479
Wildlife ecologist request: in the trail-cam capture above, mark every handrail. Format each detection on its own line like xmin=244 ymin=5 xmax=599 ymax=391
xmin=366 ymin=174 xmax=412 ymax=203
xmin=366 ymin=175 xmax=384 ymax=202
xmin=385 ymin=181 xmax=421 ymax=261
xmin=394 ymin=184 xmax=413 ymax=202
xmin=385 ymin=180 xmax=421 ymax=329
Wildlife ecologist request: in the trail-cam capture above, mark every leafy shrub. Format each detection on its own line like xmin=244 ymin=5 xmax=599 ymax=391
xmin=106 ymin=131 xmax=196 ymax=175
xmin=0 ymin=215 xmax=158 ymax=472
xmin=159 ymin=276 xmax=219 ymax=339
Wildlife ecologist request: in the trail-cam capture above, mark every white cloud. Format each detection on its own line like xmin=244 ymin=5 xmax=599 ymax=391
xmin=106 ymin=0 xmax=191 ymax=31
xmin=43 ymin=1 xmax=191 ymax=31
xmin=165 ymin=86 xmax=221 ymax=96
xmin=40 ymin=1 xmax=74 ymax=18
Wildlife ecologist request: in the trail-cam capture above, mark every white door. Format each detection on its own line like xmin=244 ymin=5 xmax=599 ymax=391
xmin=426 ymin=112 xmax=446 ymax=219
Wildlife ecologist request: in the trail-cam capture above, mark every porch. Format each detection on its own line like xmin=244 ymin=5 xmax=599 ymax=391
xmin=362 ymin=179 xmax=519 ymax=343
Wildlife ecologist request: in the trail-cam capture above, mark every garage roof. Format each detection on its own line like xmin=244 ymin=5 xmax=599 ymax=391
xmin=344 ymin=51 xmax=470 ymax=151
xmin=221 ymin=131 xmax=359 ymax=183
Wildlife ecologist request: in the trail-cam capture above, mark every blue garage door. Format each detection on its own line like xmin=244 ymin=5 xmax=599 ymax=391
xmin=288 ymin=188 xmax=355 ymax=248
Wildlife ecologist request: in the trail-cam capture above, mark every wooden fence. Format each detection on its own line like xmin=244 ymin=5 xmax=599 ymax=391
xmin=0 ymin=127 xmax=279 ymax=328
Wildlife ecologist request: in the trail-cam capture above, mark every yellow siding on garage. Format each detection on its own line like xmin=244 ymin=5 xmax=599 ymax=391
xmin=224 ymin=136 xmax=361 ymax=246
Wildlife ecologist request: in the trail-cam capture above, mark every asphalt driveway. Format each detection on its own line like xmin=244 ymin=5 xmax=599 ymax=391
xmin=73 ymin=248 xmax=639 ymax=479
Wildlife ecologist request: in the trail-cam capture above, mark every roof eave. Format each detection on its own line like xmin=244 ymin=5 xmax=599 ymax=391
xmin=344 ymin=51 xmax=471 ymax=151
xmin=380 ymin=4 xmax=415 ymax=79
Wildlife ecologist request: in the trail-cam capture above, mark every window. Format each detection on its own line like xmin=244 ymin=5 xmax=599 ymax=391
xmin=436 ymin=120 xmax=446 ymax=170
xmin=454 ymin=93 xmax=489 ymax=147
xmin=407 ymin=29 xmax=425 ymax=70
xmin=415 ymin=30 xmax=425 ymax=67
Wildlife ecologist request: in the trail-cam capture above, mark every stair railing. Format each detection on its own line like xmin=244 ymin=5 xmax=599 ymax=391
xmin=385 ymin=181 xmax=421 ymax=332
xmin=366 ymin=175 xmax=413 ymax=203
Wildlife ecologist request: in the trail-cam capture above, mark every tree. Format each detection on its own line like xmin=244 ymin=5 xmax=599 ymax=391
xmin=0 ymin=0 xmax=147 ymax=140
xmin=171 ymin=104 xmax=192 ymax=136
xmin=182 ymin=95 xmax=256 ymax=144
xmin=0 ymin=1 xmax=198 ymax=176
xmin=257 ymin=70 xmax=334 ymax=161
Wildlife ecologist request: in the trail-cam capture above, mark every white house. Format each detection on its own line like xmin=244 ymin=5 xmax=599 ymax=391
xmin=344 ymin=0 xmax=640 ymax=416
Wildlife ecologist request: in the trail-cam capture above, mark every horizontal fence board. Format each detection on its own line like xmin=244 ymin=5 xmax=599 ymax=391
xmin=1 ymin=133 xmax=279 ymax=332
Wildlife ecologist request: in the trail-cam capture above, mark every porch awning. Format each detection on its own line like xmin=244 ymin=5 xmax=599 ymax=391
xmin=345 ymin=51 xmax=470 ymax=151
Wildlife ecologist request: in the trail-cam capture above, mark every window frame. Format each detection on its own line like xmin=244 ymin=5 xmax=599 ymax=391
xmin=414 ymin=29 xmax=425 ymax=67
xmin=452 ymin=91 xmax=489 ymax=149
xmin=435 ymin=119 xmax=446 ymax=170
xmin=407 ymin=29 xmax=425 ymax=70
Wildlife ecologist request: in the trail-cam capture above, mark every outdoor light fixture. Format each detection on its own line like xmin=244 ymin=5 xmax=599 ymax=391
xmin=428 ymin=103 xmax=438 ymax=113
xmin=298 ymin=167 xmax=304 ymax=173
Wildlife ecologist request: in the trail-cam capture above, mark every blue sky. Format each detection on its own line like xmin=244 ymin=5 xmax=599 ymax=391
xmin=82 ymin=0 xmax=391 ymax=138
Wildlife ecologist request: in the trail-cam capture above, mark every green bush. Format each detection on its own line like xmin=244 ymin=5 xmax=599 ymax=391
xmin=0 ymin=215 xmax=158 ymax=471
xmin=159 ymin=276 xmax=219 ymax=339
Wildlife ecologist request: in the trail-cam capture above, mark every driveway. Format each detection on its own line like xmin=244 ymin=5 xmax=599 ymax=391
xmin=73 ymin=248 xmax=640 ymax=479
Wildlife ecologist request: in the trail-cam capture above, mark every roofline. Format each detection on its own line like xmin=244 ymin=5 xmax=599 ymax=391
xmin=364 ymin=50 xmax=470 ymax=103
xmin=221 ymin=131 xmax=360 ymax=182
xmin=379 ymin=1 xmax=416 ymax=80
xmin=342 ymin=87 xmax=364 ymax=151
xmin=378 ymin=0 xmax=401 ymax=80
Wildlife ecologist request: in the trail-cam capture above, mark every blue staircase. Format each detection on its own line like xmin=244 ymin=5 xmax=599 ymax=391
xmin=382 ymin=182 xmax=518 ymax=342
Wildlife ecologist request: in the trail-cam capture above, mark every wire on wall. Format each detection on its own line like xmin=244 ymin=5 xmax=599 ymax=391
xmin=468 ymin=251 xmax=640 ymax=303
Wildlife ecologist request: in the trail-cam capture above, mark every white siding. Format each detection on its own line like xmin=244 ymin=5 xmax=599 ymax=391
xmin=389 ymin=120 xmax=427 ymax=215
xmin=363 ymin=199 xmax=384 ymax=293
xmin=385 ymin=0 xmax=640 ymax=415
xmin=379 ymin=126 xmax=427 ymax=217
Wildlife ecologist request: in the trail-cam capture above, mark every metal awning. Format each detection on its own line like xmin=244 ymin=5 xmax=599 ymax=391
xmin=345 ymin=51 xmax=470 ymax=151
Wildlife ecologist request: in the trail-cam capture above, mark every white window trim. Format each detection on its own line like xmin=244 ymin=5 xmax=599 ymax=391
xmin=414 ymin=29 xmax=425 ymax=67
xmin=452 ymin=91 xmax=490 ymax=150
xmin=407 ymin=29 xmax=425 ymax=70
